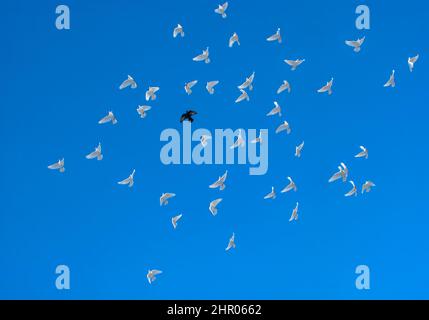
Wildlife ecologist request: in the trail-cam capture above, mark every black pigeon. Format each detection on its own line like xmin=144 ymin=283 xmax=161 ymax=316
xmin=180 ymin=110 xmax=197 ymax=123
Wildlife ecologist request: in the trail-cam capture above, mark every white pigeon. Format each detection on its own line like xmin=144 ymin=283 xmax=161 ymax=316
xmin=238 ymin=72 xmax=255 ymax=91
xmin=267 ymin=101 xmax=282 ymax=117
xmin=200 ymin=135 xmax=212 ymax=147
xmin=289 ymin=202 xmax=299 ymax=222
xmin=171 ymin=214 xmax=182 ymax=229
xmin=48 ymin=158 xmax=65 ymax=173
xmin=267 ymin=28 xmax=281 ymax=43
xmin=284 ymin=59 xmax=305 ymax=71
xmin=209 ymin=198 xmax=223 ymax=216
xmin=355 ymin=146 xmax=368 ymax=159
xmin=147 ymin=269 xmax=162 ymax=284
xmin=264 ymin=187 xmax=276 ymax=200
xmin=281 ymin=176 xmax=297 ymax=193
xmin=136 ymin=105 xmax=151 ymax=118
xmin=317 ymin=77 xmax=334 ymax=95
xmin=206 ymin=81 xmax=219 ymax=94
xmin=209 ymin=170 xmax=228 ymax=191
xmin=193 ymin=47 xmax=210 ymax=63
xmin=214 ymin=2 xmax=229 ymax=18
xmin=235 ymin=89 xmax=249 ymax=103
xmin=145 ymin=86 xmax=159 ymax=101
xmin=340 ymin=162 xmax=349 ymax=182
xmin=119 ymin=75 xmax=137 ymax=90
xmin=230 ymin=129 xmax=245 ymax=149
xmin=277 ymin=80 xmax=291 ymax=94
xmin=295 ymin=141 xmax=304 ymax=158
xmin=229 ymin=32 xmax=240 ymax=47
xmin=329 ymin=166 xmax=344 ymax=183
xmin=184 ymin=80 xmax=198 ymax=95
xmin=384 ymin=70 xmax=395 ymax=88
xmin=362 ymin=181 xmax=376 ymax=194
xmin=408 ymin=55 xmax=419 ymax=72
xmin=275 ymin=121 xmax=291 ymax=134
xmin=345 ymin=36 xmax=365 ymax=52
xmin=86 ymin=143 xmax=103 ymax=161
xmin=251 ymin=132 xmax=263 ymax=144
xmin=225 ymin=232 xmax=236 ymax=251
xmin=173 ymin=24 xmax=184 ymax=38
xmin=345 ymin=181 xmax=357 ymax=197
xmin=118 ymin=169 xmax=135 ymax=188
xmin=160 ymin=193 xmax=176 ymax=206
xmin=98 ymin=111 xmax=118 ymax=125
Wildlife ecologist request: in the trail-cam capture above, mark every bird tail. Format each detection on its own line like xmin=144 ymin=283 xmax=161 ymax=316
xmin=60 ymin=167 xmax=65 ymax=173
xmin=97 ymin=154 xmax=103 ymax=161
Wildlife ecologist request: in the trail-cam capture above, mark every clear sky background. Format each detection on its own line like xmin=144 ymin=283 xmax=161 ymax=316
xmin=1 ymin=0 xmax=428 ymax=299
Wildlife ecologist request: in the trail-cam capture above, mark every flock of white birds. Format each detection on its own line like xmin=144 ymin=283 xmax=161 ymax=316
xmin=47 ymin=2 xmax=420 ymax=284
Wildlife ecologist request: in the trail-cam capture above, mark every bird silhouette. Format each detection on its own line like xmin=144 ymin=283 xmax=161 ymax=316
xmin=180 ymin=110 xmax=197 ymax=123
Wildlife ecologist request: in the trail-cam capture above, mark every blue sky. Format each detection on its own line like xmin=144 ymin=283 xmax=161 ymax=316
xmin=1 ymin=0 xmax=428 ymax=299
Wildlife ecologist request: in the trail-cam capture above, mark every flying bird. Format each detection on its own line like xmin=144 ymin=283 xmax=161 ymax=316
xmin=317 ymin=78 xmax=334 ymax=95
xmin=180 ymin=110 xmax=197 ymax=123
xmin=277 ymin=80 xmax=291 ymax=94
xmin=147 ymin=269 xmax=162 ymax=284
xmin=118 ymin=169 xmax=135 ymax=188
xmin=238 ymin=72 xmax=255 ymax=91
xmin=328 ymin=164 xmax=348 ymax=183
xmin=225 ymin=232 xmax=236 ymax=251
xmin=229 ymin=32 xmax=240 ymax=47
xmin=408 ymin=54 xmax=419 ymax=72
xmin=209 ymin=198 xmax=223 ymax=216
xmin=355 ymin=146 xmax=368 ymax=159
xmin=171 ymin=214 xmax=182 ymax=229
xmin=289 ymin=202 xmax=299 ymax=222
xmin=184 ymin=80 xmax=198 ymax=95
xmin=235 ymin=89 xmax=249 ymax=103
xmin=145 ymin=86 xmax=159 ymax=101
xmin=98 ymin=111 xmax=117 ymax=125
xmin=267 ymin=28 xmax=281 ymax=43
xmin=136 ymin=105 xmax=151 ymax=118
xmin=281 ymin=176 xmax=297 ymax=193
xmin=119 ymin=75 xmax=137 ymax=90
xmin=264 ymin=187 xmax=276 ymax=200
xmin=86 ymin=143 xmax=103 ymax=161
xmin=173 ymin=24 xmax=184 ymax=38
xmin=251 ymin=131 xmax=263 ymax=144
xmin=284 ymin=59 xmax=305 ymax=71
xmin=362 ymin=181 xmax=376 ymax=194
xmin=214 ymin=2 xmax=229 ymax=18
xmin=160 ymin=193 xmax=176 ymax=206
xmin=384 ymin=70 xmax=395 ymax=88
xmin=206 ymin=81 xmax=219 ymax=94
xmin=48 ymin=158 xmax=65 ymax=173
xmin=200 ymin=135 xmax=212 ymax=147
xmin=345 ymin=36 xmax=365 ymax=52
xmin=209 ymin=170 xmax=228 ymax=191
xmin=345 ymin=181 xmax=357 ymax=197
xmin=329 ymin=166 xmax=345 ymax=183
xmin=230 ymin=129 xmax=245 ymax=149
xmin=340 ymin=162 xmax=349 ymax=182
xmin=275 ymin=121 xmax=291 ymax=134
xmin=267 ymin=101 xmax=282 ymax=117
xmin=193 ymin=47 xmax=210 ymax=63
xmin=295 ymin=141 xmax=304 ymax=158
